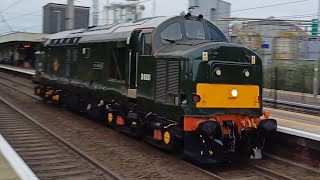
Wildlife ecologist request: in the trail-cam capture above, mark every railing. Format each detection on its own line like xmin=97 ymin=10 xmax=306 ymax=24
xmin=263 ymin=88 xmax=320 ymax=112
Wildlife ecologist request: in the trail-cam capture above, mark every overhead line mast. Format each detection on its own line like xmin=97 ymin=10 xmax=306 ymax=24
xmin=66 ymin=0 xmax=75 ymax=30
xmin=92 ymin=0 xmax=99 ymax=26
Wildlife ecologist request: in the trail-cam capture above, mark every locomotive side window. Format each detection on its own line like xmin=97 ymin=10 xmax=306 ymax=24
xmin=208 ymin=25 xmax=226 ymax=42
xmin=67 ymin=48 xmax=72 ymax=61
xmin=160 ymin=22 xmax=182 ymax=44
xmin=185 ymin=20 xmax=205 ymax=40
xmin=72 ymin=48 xmax=78 ymax=62
xmin=109 ymin=48 xmax=126 ymax=81
xmin=141 ymin=33 xmax=152 ymax=55
xmin=82 ymin=48 xmax=91 ymax=58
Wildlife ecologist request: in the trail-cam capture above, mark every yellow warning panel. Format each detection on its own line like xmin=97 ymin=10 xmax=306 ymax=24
xmin=196 ymin=83 xmax=260 ymax=109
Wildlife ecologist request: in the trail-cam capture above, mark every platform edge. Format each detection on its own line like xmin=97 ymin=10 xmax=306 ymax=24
xmin=0 ymin=133 xmax=39 ymax=180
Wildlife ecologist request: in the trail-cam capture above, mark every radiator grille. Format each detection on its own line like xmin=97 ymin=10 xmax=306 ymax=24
xmin=155 ymin=60 xmax=167 ymax=102
xmin=155 ymin=60 xmax=180 ymax=103
xmin=167 ymin=60 xmax=180 ymax=95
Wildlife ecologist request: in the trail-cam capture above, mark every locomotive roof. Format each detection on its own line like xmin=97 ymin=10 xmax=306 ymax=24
xmin=44 ymin=16 xmax=173 ymax=46
xmin=155 ymin=40 xmax=257 ymax=59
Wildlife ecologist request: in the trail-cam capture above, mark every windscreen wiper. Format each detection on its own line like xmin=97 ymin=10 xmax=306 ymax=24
xmin=162 ymin=38 xmax=176 ymax=43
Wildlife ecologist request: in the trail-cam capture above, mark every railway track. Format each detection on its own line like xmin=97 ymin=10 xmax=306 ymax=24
xmin=0 ymin=97 xmax=123 ymax=180
xmin=1 ymin=72 xmax=320 ymax=180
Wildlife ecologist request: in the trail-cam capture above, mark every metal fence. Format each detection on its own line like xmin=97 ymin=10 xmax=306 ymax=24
xmin=263 ymin=59 xmax=320 ymax=109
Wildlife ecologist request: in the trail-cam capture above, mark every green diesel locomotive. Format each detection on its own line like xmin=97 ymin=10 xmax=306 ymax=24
xmin=35 ymin=14 xmax=277 ymax=164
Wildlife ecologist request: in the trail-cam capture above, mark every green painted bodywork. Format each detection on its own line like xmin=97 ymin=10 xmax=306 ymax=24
xmin=39 ymin=16 xmax=263 ymax=124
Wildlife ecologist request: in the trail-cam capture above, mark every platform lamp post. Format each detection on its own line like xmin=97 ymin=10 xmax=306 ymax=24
xmin=53 ymin=11 xmax=62 ymax=33
xmin=66 ymin=0 xmax=74 ymax=30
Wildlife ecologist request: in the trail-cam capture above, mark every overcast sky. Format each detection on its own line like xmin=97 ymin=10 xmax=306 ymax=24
xmin=0 ymin=0 xmax=318 ymax=35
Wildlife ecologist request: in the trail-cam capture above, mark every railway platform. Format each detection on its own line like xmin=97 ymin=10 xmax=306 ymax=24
xmin=0 ymin=134 xmax=38 ymax=180
xmin=0 ymin=64 xmax=35 ymax=76
xmin=266 ymin=107 xmax=320 ymax=141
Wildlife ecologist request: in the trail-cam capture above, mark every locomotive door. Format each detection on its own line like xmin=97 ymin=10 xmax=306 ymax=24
xmin=127 ymin=29 xmax=153 ymax=98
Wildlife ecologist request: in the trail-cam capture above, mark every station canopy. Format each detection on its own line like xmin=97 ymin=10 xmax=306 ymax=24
xmin=0 ymin=32 xmax=49 ymax=45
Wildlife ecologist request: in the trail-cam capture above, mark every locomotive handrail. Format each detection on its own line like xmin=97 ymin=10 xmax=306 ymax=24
xmin=129 ymin=50 xmax=132 ymax=86
xmin=135 ymin=52 xmax=139 ymax=87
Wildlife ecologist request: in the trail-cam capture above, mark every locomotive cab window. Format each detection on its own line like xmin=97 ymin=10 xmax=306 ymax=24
xmin=141 ymin=33 xmax=152 ymax=55
xmin=208 ymin=25 xmax=226 ymax=42
xmin=185 ymin=20 xmax=205 ymax=40
xmin=109 ymin=47 xmax=126 ymax=81
xmin=160 ymin=22 xmax=182 ymax=44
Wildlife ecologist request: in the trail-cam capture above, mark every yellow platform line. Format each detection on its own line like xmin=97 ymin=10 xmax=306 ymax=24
xmin=274 ymin=117 xmax=320 ymax=129
xmin=265 ymin=107 xmax=320 ymax=120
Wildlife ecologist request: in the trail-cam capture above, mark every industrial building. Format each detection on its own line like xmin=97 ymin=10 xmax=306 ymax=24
xmin=43 ymin=3 xmax=90 ymax=34
xmin=188 ymin=0 xmax=231 ymax=35
xmin=103 ymin=0 xmax=145 ymax=25
xmin=299 ymin=38 xmax=320 ymax=60
xmin=227 ymin=17 xmax=309 ymax=63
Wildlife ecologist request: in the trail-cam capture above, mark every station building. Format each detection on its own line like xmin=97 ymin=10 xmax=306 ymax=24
xmin=0 ymin=32 xmax=48 ymax=68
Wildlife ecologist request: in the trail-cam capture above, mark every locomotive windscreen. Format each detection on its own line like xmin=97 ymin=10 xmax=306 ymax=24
xmin=185 ymin=20 xmax=206 ymax=40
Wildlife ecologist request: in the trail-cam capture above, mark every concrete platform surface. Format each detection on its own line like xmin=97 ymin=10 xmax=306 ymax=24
xmin=266 ymin=107 xmax=320 ymax=138
xmin=0 ymin=152 xmax=20 ymax=180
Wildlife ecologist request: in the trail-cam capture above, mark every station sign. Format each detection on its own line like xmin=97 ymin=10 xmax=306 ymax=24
xmin=311 ymin=19 xmax=319 ymax=37
xmin=261 ymin=43 xmax=269 ymax=49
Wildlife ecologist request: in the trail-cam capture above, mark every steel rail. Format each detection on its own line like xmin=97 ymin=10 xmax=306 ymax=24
xmin=1 ymin=70 xmax=319 ymax=180
xmin=0 ymin=96 xmax=124 ymax=180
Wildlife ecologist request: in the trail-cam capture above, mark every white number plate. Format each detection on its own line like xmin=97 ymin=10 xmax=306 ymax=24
xmin=141 ymin=73 xmax=151 ymax=81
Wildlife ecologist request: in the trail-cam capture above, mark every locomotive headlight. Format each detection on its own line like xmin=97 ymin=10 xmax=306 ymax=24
xmin=214 ymin=68 xmax=222 ymax=76
xmin=243 ymin=69 xmax=250 ymax=77
xmin=231 ymin=89 xmax=238 ymax=97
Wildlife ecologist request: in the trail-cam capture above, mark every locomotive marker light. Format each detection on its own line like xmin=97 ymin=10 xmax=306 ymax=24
xmin=214 ymin=68 xmax=222 ymax=76
xmin=202 ymin=52 xmax=208 ymax=61
xmin=251 ymin=55 xmax=256 ymax=64
xmin=243 ymin=69 xmax=250 ymax=77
